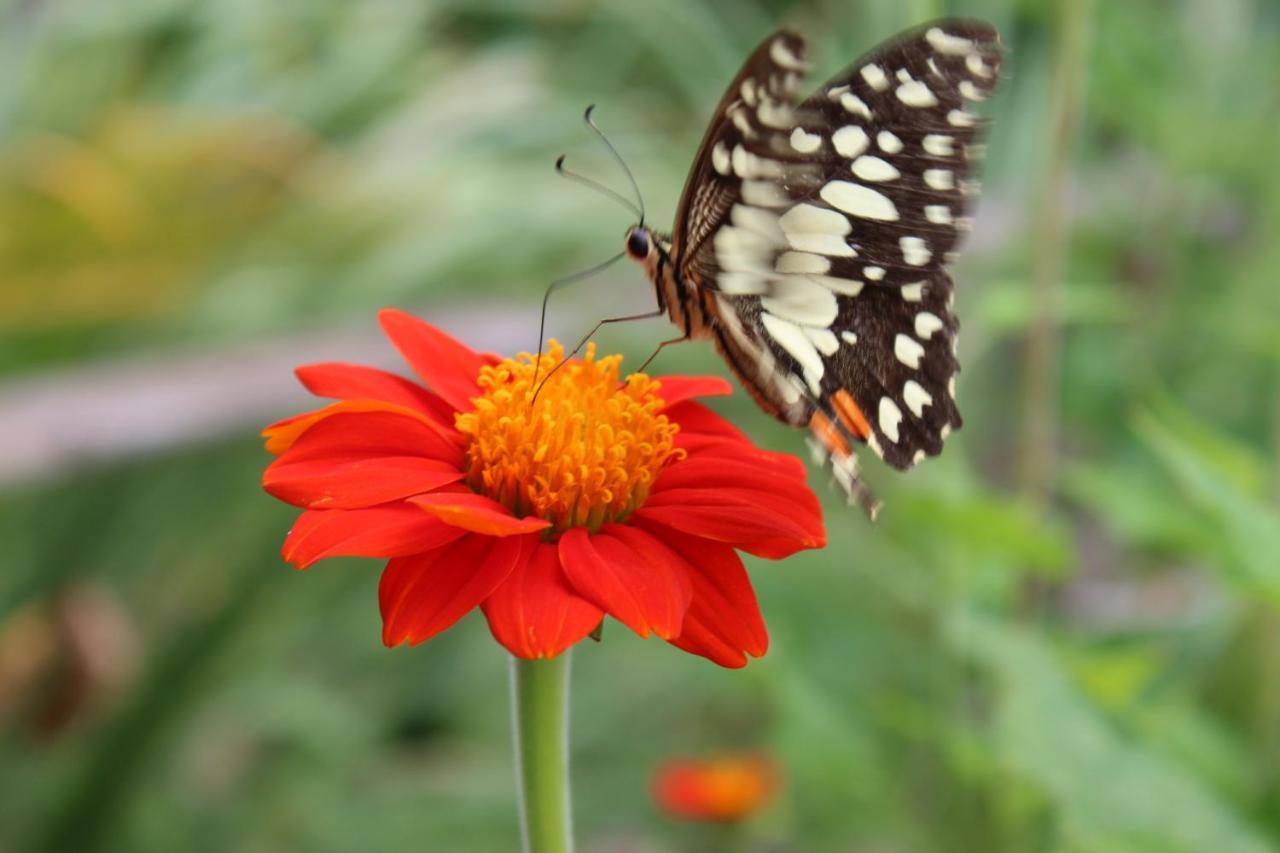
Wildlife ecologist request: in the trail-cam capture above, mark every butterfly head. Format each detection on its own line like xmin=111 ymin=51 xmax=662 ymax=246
xmin=624 ymin=224 xmax=653 ymax=261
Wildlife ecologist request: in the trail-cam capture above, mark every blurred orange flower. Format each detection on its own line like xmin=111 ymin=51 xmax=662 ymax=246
xmin=652 ymin=755 xmax=778 ymax=822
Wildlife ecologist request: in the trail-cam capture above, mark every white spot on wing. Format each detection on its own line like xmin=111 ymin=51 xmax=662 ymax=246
xmin=861 ymin=64 xmax=889 ymax=91
xmin=896 ymin=79 xmax=938 ymax=108
xmin=761 ymin=276 xmax=841 ymax=327
xmin=790 ymin=127 xmax=822 ymax=153
xmin=903 ymin=380 xmax=933 ymax=417
xmin=741 ymin=181 xmax=789 ymax=207
xmin=852 ymin=156 xmax=900 ymax=182
xmin=959 ymin=80 xmax=985 ymax=102
xmin=712 ymin=142 xmax=731 ymax=175
xmin=864 ymin=266 xmax=885 ymax=281
xmin=925 ymin=169 xmax=955 ymax=191
xmin=915 ymin=312 xmax=945 ymax=339
xmin=758 ymin=99 xmax=794 ymax=128
xmin=805 ymin=327 xmax=840 ymax=356
xmin=878 ymin=397 xmax=903 ymax=443
xmin=841 ymin=330 xmax=858 ymax=346
xmin=926 ymin=28 xmax=976 ymax=55
xmin=894 ymin=334 xmax=925 ymax=368
xmin=807 ymin=274 xmax=863 ymax=296
xmin=923 ymin=134 xmax=954 ymax=156
xmin=776 ymin=251 xmax=831 ymax=274
xmin=820 ymin=181 xmax=899 ymax=221
xmin=940 ymin=423 xmax=953 ymax=440
xmin=900 ymin=236 xmax=931 ymax=266
xmin=925 ymin=205 xmax=952 ymax=225
xmin=877 ymin=130 xmax=903 ymax=154
xmin=787 ymin=233 xmax=854 ymax=256
xmin=840 ymin=93 xmax=872 ymax=118
xmin=761 ymin=312 xmax=825 ymax=392
xmin=966 ymin=53 xmax=992 ymax=78
xmin=770 ymin=38 xmax=806 ymax=70
xmin=778 ymin=204 xmax=853 ymax=256
xmin=948 ymin=109 xmax=976 ymax=127
xmin=901 ymin=282 xmax=925 ymax=302
xmin=832 ymin=126 xmax=870 ymax=158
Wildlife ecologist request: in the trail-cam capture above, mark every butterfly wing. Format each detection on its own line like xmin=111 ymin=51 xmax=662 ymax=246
xmin=672 ymin=21 xmax=1002 ymax=498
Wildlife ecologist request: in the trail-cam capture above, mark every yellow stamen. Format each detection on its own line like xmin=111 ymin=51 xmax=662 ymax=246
xmin=454 ymin=341 xmax=684 ymax=535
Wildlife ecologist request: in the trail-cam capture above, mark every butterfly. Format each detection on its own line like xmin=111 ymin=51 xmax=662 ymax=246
xmin=598 ymin=21 xmax=1001 ymax=517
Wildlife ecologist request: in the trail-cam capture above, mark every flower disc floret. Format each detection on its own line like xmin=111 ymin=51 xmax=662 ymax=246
xmin=454 ymin=341 xmax=684 ymax=535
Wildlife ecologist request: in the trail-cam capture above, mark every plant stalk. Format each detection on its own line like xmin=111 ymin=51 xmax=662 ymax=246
xmin=510 ymin=653 xmax=573 ymax=853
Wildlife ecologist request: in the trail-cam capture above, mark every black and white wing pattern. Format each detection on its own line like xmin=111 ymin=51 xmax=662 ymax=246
xmin=669 ymin=20 xmax=1002 ymax=513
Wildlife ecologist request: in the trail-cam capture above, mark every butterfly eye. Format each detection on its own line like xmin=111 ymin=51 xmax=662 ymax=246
xmin=625 ymin=227 xmax=650 ymax=260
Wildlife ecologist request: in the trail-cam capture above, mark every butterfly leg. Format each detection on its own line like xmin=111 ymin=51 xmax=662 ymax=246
xmin=633 ymin=334 xmax=691 ymax=376
xmin=532 ymin=307 xmax=666 ymax=403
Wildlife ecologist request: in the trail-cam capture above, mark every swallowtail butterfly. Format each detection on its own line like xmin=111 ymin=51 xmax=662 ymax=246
xmin=616 ymin=21 xmax=1003 ymax=517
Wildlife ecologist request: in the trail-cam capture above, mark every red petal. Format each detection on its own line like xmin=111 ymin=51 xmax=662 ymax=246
xmin=264 ymin=455 xmax=463 ymax=509
xmin=655 ymin=448 xmax=815 ymax=502
xmin=296 ymin=362 xmax=454 ymax=421
xmin=635 ymin=488 xmax=823 ymax=559
xmin=269 ymin=407 xmax=464 ymax=468
xmin=481 ymin=542 xmax=603 ymax=659
xmin=378 ymin=309 xmax=490 ymax=412
xmin=282 ymin=505 xmax=465 ymax=569
xmin=646 ymin=524 xmax=768 ymax=668
xmin=409 ymin=492 xmax=551 ymax=536
xmin=263 ymin=400 xmax=462 ymax=460
xmin=379 ymin=532 xmax=533 ymax=646
xmin=664 ymin=401 xmax=752 ymax=448
xmin=654 ymin=376 xmax=733 ymax=409
xmin=558 ymin=525 xmax=692 ymax=640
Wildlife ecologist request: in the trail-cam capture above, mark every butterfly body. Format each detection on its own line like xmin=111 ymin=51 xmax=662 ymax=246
xmin=621 ymin=21 xmax=1003 ymax=514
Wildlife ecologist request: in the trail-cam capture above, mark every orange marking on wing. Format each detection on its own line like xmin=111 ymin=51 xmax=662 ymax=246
xmin=832 ymin=390 xmax=872 ymax=441
xmin=808 ymin=411 xmax=850 ymax=456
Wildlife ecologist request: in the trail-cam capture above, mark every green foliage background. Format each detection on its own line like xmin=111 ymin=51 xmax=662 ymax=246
xmin=2 ymin=0 xmax=1279 ymax=850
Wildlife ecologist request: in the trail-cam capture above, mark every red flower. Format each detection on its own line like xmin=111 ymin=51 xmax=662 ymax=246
xmin=261 ymin=310 xmax=824 ymax=667
xmin=653 ymin=755 xmax=778 ymax=822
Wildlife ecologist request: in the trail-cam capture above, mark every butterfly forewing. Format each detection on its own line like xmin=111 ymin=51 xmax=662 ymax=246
xmin=658 ymin=20 xmax=1002 ymax=510
xmin=787 ymin=21 xmax=1001 ymax=289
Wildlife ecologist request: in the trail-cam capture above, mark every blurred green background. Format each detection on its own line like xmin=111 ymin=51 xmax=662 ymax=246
xmin=3 ymin=0 xmax=1279 ymax=850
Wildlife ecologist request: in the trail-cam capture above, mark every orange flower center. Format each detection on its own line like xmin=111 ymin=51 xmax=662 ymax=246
xmin=454 ymin=341 xmax=683 ymax=535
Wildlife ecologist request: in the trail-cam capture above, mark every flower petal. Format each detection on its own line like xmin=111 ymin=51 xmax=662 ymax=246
xmin=295 ymin=362 xmax=454 ymax=421
xmin=654 ymin=376 xmax=733 ymax=409
xmin=263 ymin=400 xmax=462 ymax=460
xmin=558 ymin=525 xmax=692 ymax=640
xmin=664 ymin=401 xmax=752 ymax=449
xmin=282 ymin=505 xmax=465 ymax=569
xmin=409 ymin=492 xmax=551 ymax=536
xmin=379 ymin=532 xmax=533 ymax=647
xmin=481 ymin=542 xmax=603 ymax=659
xmin=378 ymin=309 xmax=491 ymax=412
xmin=651 ymin=451 xmax=824 ymax=550
xmin=635 ymin=488 xmax=823 ymax=560
xmin=264 ymin=455 xmax=463 ymax=509
xmin=645 ymin=524 xmax=768 ymax=668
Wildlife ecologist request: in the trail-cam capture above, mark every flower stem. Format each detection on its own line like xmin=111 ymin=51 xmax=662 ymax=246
xmin=510 ymin=652 xmax=573 ymax=853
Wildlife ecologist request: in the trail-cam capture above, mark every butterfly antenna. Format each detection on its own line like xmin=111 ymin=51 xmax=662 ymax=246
xmin=583 ymin=105 xmax=645 ymax=224
xmin=530 ymin=251 xmax=627 ymax=398
xmin=555 ymin=155 xmax=641 ymax=220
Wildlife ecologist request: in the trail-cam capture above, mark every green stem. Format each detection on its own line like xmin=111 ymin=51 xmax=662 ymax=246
xmin=1018 ymin=0 xmax=1094 ymax=507
xmin=510 ymin=653 xmax=573 ymax=853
